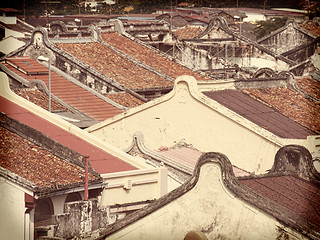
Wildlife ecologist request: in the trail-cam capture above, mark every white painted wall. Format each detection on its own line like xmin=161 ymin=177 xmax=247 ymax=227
xmin=0 ymin=177 xmax=34 ymax=240
xmin=101 ymin=168 xmax=167 ymax=206
xmin=51 ymin=195 xmax=68 ymax=215
xmin=87 ymin=76 xmax=309 ymax=174
xmin=104 ymin=161 xmax=307 ymax=240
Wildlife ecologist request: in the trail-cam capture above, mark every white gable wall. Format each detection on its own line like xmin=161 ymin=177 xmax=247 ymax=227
xmin=0 ymin=177 xmax=34 ymax=240
xmin=104 ymin=161 xmax=307 ymax=240
xmin=87 ymin=76 xmax=307 ymax=174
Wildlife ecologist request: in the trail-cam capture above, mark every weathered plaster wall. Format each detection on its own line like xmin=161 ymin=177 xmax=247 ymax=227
xmin=87 ymin=76 xmax=307 ymax=174
xmin=260 ymin=22 xmax=314 ymax=55
xmin=0 ymin=177 xmax=33 ymax=240
xmin=54 ymin=199 xmax=108 ymax=239
xmin=105 ymin=162 xmax=307 ymax=240
xmin=179 ymin=42 xmax=289 ymax=72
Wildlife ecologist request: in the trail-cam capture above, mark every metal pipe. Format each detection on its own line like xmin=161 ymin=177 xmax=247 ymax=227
xmin=84 ymin=155 xmax=89 ymax=201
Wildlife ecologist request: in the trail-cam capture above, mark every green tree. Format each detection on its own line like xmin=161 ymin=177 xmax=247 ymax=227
xmin=254 ymin=17 xmax=288 ymax=40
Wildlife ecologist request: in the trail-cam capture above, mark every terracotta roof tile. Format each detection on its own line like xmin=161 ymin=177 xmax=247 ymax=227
xmin=100 ymin=32 xmax=211 ymax=81
xmin=300 ymin=23 xmax=320 ymax=37
xmin=0 ymin=96 xmax=137 ymax=174
xmin=242 ymin=87 xmax=320 ymax=135
xmin=105 ymin=92 xmax=145 ymax=108
xmin=4 ymin=57 xmax=123 ymax=121
xmin=204 ymin=90 xmax=316 ymax=138
xmin=296 ymin=77 xmax=320 ymax=100
xmin=55 ymin=42 xmax=173 ymax=89
xmin=13 ymin=88 xmax=70 ymax=112
xmin=172 ymin=25 xmax=205 ymax=40
xmin=240 ymin=175 xmax=320 ymax=228
xmin=0 ymin=125 xmax=98 ymax=189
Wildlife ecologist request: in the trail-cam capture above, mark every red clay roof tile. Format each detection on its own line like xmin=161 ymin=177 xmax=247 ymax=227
xmin=242 ymin=87 xmax=320 ymax=135
xmin=105 ymin=92 xmax=145 ymax=108
xmin=0 ymin=96 xmax=137 ymax=174
xmin=13 ymin=88 xmax=70 ymax=112
xmin=100 ymin=32 xmax=211 ymax=81
xmin=4 ymin=57 xmax=123 ymax=121
xmin=55 ymin=42 xmax=173 ymax=89
xmin=0 ymin=125 xmax=98 ymax=189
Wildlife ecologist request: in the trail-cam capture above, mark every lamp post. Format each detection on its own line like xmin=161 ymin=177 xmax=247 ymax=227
xmin=75 ymin=18 xmax=82 ymax=27
xmin=37 ymin=56 xmax=51 ymax=112
xmin=234 ymin=16 xmax=242 ymax=36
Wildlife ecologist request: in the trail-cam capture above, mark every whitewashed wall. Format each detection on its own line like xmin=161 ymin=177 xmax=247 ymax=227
xmin=87 ymin=76 xmax=308 ymax=174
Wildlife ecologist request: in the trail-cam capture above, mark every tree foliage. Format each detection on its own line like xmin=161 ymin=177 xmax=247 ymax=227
xmin=254 ymin=17 xmax=288 ymax=40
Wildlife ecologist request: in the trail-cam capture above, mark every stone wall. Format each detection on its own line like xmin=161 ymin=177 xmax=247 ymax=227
xmin=52 ymin=199 xmax=108 ymax=239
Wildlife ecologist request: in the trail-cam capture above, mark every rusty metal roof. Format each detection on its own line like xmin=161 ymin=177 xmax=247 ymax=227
xmin=243 ymin=85 xmax=320 ymax=135
xmin=4 ymin=57 xmax=123 ymax=121
xmin=240 ymin=175 xmax=320 ymax=229
xmin=0 ymin=96 xmax=137 ymax=174
xmin=203 ymin=90 xmax=316 ymax=139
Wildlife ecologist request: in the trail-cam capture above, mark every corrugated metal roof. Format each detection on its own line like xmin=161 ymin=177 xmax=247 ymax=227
xmin=240 ymin=175 xmax=320 ymax=228
xmin=4 ymin=57 xmax=123 ymax=121
xmin=158 ymin=147 xmax=249 ymax=177
xmin=0 ymin=96 xmax=137 ymax=174
xmin=243 ymin=84 xmax=320 ymax=135
xmin=203 ymin=90 xmax=316 ymax=139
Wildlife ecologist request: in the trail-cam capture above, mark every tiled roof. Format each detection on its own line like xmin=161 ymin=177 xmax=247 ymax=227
xmin=0 ymin=96 xmax=137 ymax=174
xmin=242 ymin=87 xmax=320 ymax=135
xmin=55 ymin=42 xmax=173 ymax=89
xmin=300 ymin=23 xmax=320 ymax=37
xmin=203 ymin=90 xmax=316 ymax=138
xmin=172 ymin=25 xmax=204 ymax=40
xmin=296 ymin=77 xmax=320 ymax=100
xmin=0 ymin=125 xmax=98 ymax=189
xmin=239 ymin=175 xmax=320 ymax=229
xmin=13 ymin=88 xmax=70 ymax=113
xmin=105 ymin=92 xmax=145 ymax=108
xmin=100 ymin=32 xmax=211 ymax=81
xmin=3 ymin=57 xmax=123 ymax=121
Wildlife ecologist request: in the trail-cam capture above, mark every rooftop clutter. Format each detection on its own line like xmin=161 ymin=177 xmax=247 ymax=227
xmin=0 ymin=6 xmax=319 ymax=239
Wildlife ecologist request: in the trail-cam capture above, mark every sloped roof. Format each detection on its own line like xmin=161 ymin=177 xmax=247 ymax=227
xmin=0 ymin=118 xmax=99 ymax=191
xmin=55 ymin=42 xmax=173 ymax=90
xmin=242 ymin=86 xmax=320 ymax=135
xmin=105 ymin=92 xmax=145 ymax=108
xmin=0 ymin=96 xmax=137 ymax=174
xmin=2 ymin=57 xmax=123 ymax=121
xmin=203 ymin=89 xmax=316 ymax=138
xmin=14 ymin=88 xmax=70 ymax=113
xmin=257 ymin=19 xmax=317 ymax=44
xmin=98 ymin=145 xmax=320 ymax=239
xmin=240 ymin=175 xmax=320 ymax=227
xmin=100 ymin=32 xmax=211 ymax=81
xmin=172 ymin=25 xmax=205 ymax=40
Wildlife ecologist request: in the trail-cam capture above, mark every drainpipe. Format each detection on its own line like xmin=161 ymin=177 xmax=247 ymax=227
xmin=84 ymin=155 xmax=89 ymax=201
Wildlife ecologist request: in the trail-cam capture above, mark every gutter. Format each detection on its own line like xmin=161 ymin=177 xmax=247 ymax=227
xmin=35 ymin=182 xmax=108 ymax=199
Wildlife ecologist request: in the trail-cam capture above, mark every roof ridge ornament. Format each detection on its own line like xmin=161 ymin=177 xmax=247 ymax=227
xmin=269 ymin=145 xmax=320 ymax=184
